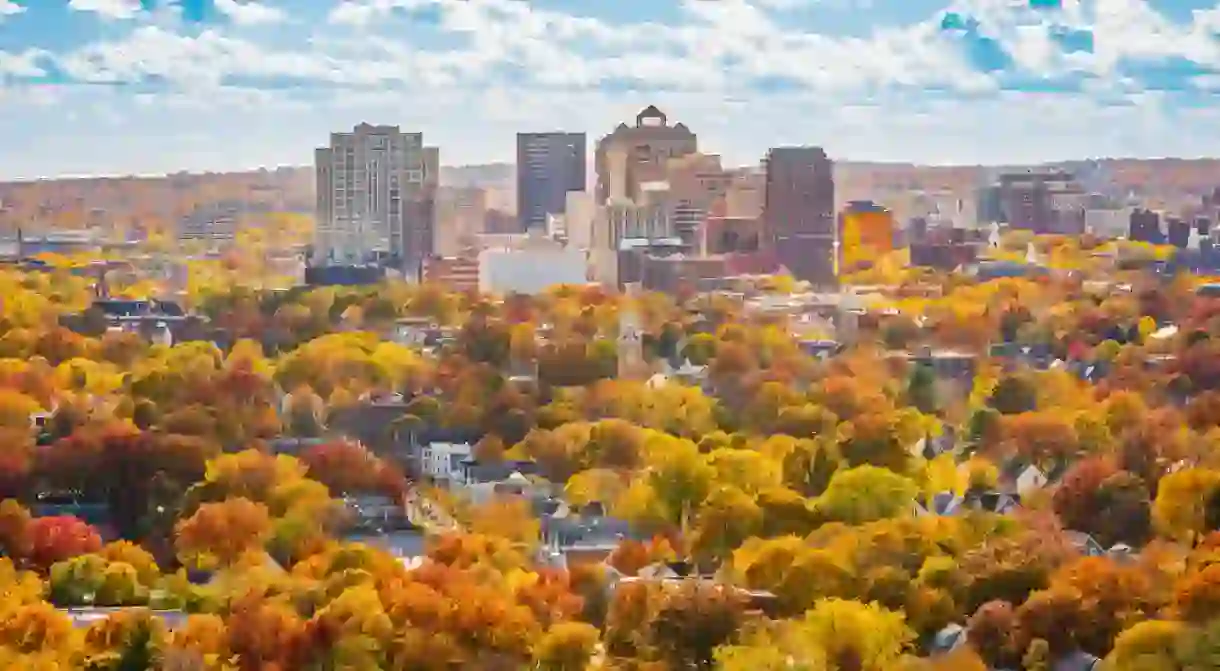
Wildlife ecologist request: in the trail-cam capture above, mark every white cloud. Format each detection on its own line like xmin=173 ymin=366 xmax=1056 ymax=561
xmin=12 ymin=0 xmax=1220 ymax=177
xmin=0 ymin=1 xmax=24 ymax=18
xmin=0 ymin=49 xmax=45 ymax=77
xmin=214 ymin=0 xmax=286 ymax=26
xmin=67 ymin=0 xmax=143 ymax=20
xmin=328 ymin=0 xmax=412 ymax=26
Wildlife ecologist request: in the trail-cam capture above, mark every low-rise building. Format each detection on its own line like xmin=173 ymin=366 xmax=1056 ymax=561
xmin=422 ymin=255 xmax=479 ymax=292
xmin=479 ymin=247 xmax=589 ymax=294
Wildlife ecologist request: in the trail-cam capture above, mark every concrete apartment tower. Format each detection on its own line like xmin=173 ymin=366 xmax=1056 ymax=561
xmin=594 ymin=106 xmax=697 ymax=205
xmin=763 ymin=146 xmax=836 ymax=287
xmin=516 ymin=132 xmax=586 ymax=232
xmin=314 ymin=123 xmax=433 ymax=274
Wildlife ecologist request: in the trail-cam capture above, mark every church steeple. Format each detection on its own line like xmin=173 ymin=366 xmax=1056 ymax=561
xmin=618 ymin=283 xmax=646 ymax=380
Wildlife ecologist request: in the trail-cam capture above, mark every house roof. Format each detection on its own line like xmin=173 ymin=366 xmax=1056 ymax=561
xmin=929 ymin=491 xmax=964 ymax=516
xmin=60 ymin=608 xmax=189 ymax=630
xmin=930 ymin=623 xmax=966 ymax=654
xmin=343 ymin=530 xmax=427 ymax=558
xmin=1051 ymin=650 xmax=1101 ymax=671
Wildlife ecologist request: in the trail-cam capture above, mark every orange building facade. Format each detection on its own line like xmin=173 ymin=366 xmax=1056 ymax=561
xmin=838 ymin=201 xmax=895 ymax=274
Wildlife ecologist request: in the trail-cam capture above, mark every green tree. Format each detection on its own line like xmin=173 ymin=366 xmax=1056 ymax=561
xmin=815 ymin=466 xmax=918 ymax=525
xmin=907 ymin=363 xmax=939 ymax=414
xmin=987 ymin=374 xmax=1038 ymax=415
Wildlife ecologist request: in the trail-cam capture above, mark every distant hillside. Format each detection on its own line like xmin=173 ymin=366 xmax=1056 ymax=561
xmin=3 ymin=158 xmax=1217 ymax=227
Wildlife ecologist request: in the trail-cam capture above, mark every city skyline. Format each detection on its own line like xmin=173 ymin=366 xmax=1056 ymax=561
xmin=3 ymin=0 xmax=1220 ymax=179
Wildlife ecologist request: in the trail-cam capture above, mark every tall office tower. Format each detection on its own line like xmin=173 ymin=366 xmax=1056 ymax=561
xmin=763 ymin=146 xmax=836 ymax=286
xmin=517 ymin=132 xmax=586 ymax=232
xmin=313 ymin=123 xmax=431 ymax=272
xmin=595 ymin=106 xmax=697 ymax=204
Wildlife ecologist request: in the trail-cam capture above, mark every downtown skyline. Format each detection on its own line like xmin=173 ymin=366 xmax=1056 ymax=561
xmin=2 ymin=0 xmax=1220 ymax=178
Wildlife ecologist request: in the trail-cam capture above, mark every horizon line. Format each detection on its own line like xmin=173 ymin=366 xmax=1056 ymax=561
xmin=6 ymin=155 xmax=1220 ymax=184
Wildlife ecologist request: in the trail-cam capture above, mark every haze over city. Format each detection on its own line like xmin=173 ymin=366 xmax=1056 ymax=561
xmin=3 ymin=0 xmax=1220 ymax=178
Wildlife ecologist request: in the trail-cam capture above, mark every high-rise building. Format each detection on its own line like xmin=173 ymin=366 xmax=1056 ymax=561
xmin=1129 ymin=208 xmax=1163 ymax=244
xmin=763 ymin=146 xmax=836 ymax=286
xmin=995 ymin=170 xmax=1083 ymax=234
xmin=517 ymin=132 xmax=586 ymax=232
xmin=595 ymin=106 xmax=697 ymax=204
xmin=313 ymin=123 xmax=433 ymax=273
xmin=663 ymin=153 xmax=733 ymax=247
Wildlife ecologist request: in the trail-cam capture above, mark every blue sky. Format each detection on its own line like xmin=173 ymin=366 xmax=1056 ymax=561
xmin=1 ymin=0 xmax=1219 ymax=178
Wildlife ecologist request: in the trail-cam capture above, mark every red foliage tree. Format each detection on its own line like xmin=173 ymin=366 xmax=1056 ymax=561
xmin=25 ymin=515 xmax=102 ymax=571
xmin=1186 ymin=391 xmax=1220 ymax=431
xmin=1172 ymin=339 xmax=1220 ymax=393
xmin=299 ymin=440 xmax=401 ymax=498
xmin=36 ymin=423 xmax=214 ymax=540
xmin=966 ymin=601 xmax=1020 ymax=669
xmin=1052 ymin=457 xmax=1118 ymax=532
xmin=1014 ymin=587 xmax=1085 ymax=656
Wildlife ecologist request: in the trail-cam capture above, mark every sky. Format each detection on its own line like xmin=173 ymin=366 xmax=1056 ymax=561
xmin=1 ymin=0 xmax=1220 ymax=178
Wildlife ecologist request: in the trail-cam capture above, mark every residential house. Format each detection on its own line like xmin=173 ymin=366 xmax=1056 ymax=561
xmin=391 ymin=317 xmax=436 ymax=346
xmin=915 ymin=489 xmax=1021 ymax=517
xmin=343 ymin=494 xmax=415 ymax=533
xmin=1051 ymin=651 xmax=1101 ymax=671
xmin=608 ymin=561 xmax=781 ymax=616
xmin=264 ymin=437 xmax=328 ymax=456
xmin=61 ymin=608 xmax=189 ymax=630
xmin=538 ymin=501 xmax=635 ymax=570
xmin=341 ymin=530 xmax=426 ymax=560
xmin=328 ymin=393 xmax=412 ymax=456
xmin=998 ymin=458 xmax=1068 ymax=496
xmin=990 ymin=342 xmax=1056 ymax=370
xmin=909 ymin=428 xmax=958 ymax=461
xmin=662 ymin=357 xmax=709 ymax=385
xmin=798 ymin=338 xmax=840 ymax=361
xmin=1106 ymin=543 xmax=1137 ymax=563
xmin=647 ymin=358 xmax=709 ymax=390
xmin=453 ymin=459 xmax=546 ymax=504
xmin=1063 ymin=531 xmax=1105 ymax=557
xmin=909 ymin=348 xmax=978 ymax=383
xmin=927 ymin=623 xmax=966 ymax=655
xmin=418 ymin=441 xmax=473 ymax=485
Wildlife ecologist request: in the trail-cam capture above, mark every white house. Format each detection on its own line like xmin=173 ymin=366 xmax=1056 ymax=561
xmin=419 ymin=441 xmax=472 ymax=483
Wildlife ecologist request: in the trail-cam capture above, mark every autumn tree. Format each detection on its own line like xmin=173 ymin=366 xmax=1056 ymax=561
xmin=1153 ymin=467 xmax=1220 ymax=543
xmin=965 ymin=601 xmax=1020 ymax=669
xmin=175 ymin=497 xmax=272 ymax=569
xmin=837 ymin=411 xmax=920 ymax=473
xmin=1053 ymin=459 xmax=1151 ymax=548
xmin=1047 ymin=557 xmax=1159 ymax=656
xmin=648 ymin=582 xmax=745 ymax=670
xmin=1003 ymin=411 xmax=1079 ymax=467
xmin=1104 ymin=619 xmax=1187 ymax=670
xmin=815 ymin=465 xmax=918 ymax=525
xmin=36 ymin=423 xmax=214 ymax=540
xmin=298 ymin=440 xmax=395 ymax=497
xmin=25 ymin=515 xmax=103 ymax=572
xmin=716 ymin=598 xmax=915 ymax=671
xmin=0 ymin=498 xmax=32 ymax=560
xmin=987 ymin=374 xmax=1038 ymax=415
